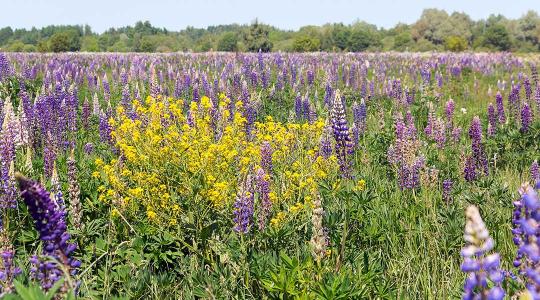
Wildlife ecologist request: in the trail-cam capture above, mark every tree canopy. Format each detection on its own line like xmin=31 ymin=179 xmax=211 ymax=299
xmin=0 ymin=9 xmax=539 ymax=52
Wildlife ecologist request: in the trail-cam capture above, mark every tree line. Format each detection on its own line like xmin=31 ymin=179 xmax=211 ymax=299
xmin=0 ymin=9 xmax=539 ymax=53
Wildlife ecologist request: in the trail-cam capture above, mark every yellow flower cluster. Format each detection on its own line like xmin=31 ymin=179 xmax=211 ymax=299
xmin=95 ymin=95 xmax=340 ymax=226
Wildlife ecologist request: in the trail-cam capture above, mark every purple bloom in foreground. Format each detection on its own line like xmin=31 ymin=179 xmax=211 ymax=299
xmin=461 ymin=205 xmax=505 ymax=300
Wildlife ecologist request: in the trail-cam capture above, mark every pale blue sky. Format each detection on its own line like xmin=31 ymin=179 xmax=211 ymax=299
xmin=2 ymin=0 xmax=539 ymax=32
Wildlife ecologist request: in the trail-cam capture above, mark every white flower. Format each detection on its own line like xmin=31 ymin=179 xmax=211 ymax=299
xmin=461 ymin=108 xmax=467 ymax=114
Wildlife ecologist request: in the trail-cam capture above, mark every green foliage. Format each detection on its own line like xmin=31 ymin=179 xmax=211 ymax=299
xmin=445 ymin=35 xmax=468 ymax=52
xmin=483 ymin=24 xmax=512 ymax=51
xmin=244 ymin=21 xmax=273 ymax=52
xmin=81 ymin=36 xmax=100 ymax=52
xmin=293 ymin=35 xmax=321 ymax=52
xmin=49 ymin=30 xmax=81 ymax=52
xmin=217 ymin=32 xmax=238 ymax=51
xmin=348 ymin=29 xmax=379 ymax=52
xmin=1 ymin=11 xmax=540 ymax=52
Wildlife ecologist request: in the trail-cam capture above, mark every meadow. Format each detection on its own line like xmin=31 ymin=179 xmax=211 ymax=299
xmin=0 ymin=51 xmax=539 ymax=299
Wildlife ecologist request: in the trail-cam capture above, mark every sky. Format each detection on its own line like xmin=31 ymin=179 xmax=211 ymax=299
xmin=1 ymin=0 xmax=539 ymax=32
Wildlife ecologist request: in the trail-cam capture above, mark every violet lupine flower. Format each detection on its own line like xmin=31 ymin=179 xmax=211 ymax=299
xmin=464 ymin=156 xmax=477 ymax=182
xmin=521 ymin=103 xmax=532 ymax=133
xmin=496 ymin=92 xmax=506 ymax=124
xmin=260 ymin=142 xmax=273 ymax=175
xmin=468 ymin=116 xmax=488 ymax=178
xmin=256 ymin=168 xmax=271 ymax=231
xmin=442 ymin=179 xmax=453 ymax=203
xmin=535 ymin=86 xmax=540 ymax=115
xmin=532 ymin=160 xmax=540 ymax=184
xmin=445 ymin=99 xmax=455 ymax=129
xmin=461 ymin=205 xmax=505 ymax=300
xmin=511 ymin=184 xmax=540 ymax=297
xmin=0 ymin=118 xmax=16 ymax=209
xmin=99 ymin=113 xmax=112 ymax=145
xmin=302 ymin=92 xmax=311 ymax=121
xmin=324 ymin=82 xmax=333 ymax=107
xmin=352 ymin=99 xmax=367 ymax=135
xmin=0 ymin=248 xmax=22 ymax=294
xmin=524 ymin=76 xmax=532 ymax=100
xmin=330 ymin=90 xmax=352 ymax=178
xmin=294 ymin=93 xmax=303 ymax=121
xmin=487 ymin=104 xmax=497 ymax=137
xmin=0 ymin=53 xmax=13 ymax=82
xmin=83 ymin=143 xmax=94 ymax=155
xmin=433 ymin=118 xmax=446 ymax=149
xmin=233 ymin=176 xmax=254 ymax=234
xmin=102 ymin=74 xmax=110 ymax=104
xmin=82 ymin=97 xmax=91 ymax=130
xmin=15 ymin=174 xmax=80 ymax=292
xmin=319 ymin=126 xmax=333 ymax=159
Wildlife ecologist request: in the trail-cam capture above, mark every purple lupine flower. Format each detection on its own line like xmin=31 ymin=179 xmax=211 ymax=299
xmin=302 ymin=92 xmax=311 ymax=121
xmin=233 ymin=176 xmax=254 ymax=234
xmin=469 ymin=116 xmax=488 ymax=178
xmin=521 ymin=103 xmax=532 ymax=133
xmin=487 ymin=103 xmax=497 ymax=137
xmin=445 ymin=99 xmax=455 ymax=129
xmin=294 ymin=92 xmax=302 ymax=121
xmin=256 ymin=168 xmax=271 ymax=231
xmin=0 ymin=248 xmax=22 ymax=293
xmin=433 ymin=119 xmax=446 ymax=148
xmin=509 ymin=85 xmax=521 ymax=120
xmin=83 ymin=143 xmax=94 ymax=155
xmin=496 ymin=92 xmax=506 ymax=124
xmin=102 ymin=74 xmax=110 ymax=104
xmin=532 ymin=161 xmax=540 ymax=184
xmin=330 ymin=90 xmax=352 ymax=178
xmin=260 ymin=141 xmax=273 ymax=175
xmin=15 ymin=174 xmax=80 ymax=292
xmin=524 ymin=76 xmax=532 ymax=100
xmin=352 ymin=99 xmax=367 ymax=135
xmin=324 ymin=82 xmax=332 ymax=107
xmin=99 ymin=113 xmax=112 ymax=145
xmin=461 ymin=205 xmax=505 ymax=300
xmin=0 ymin=118 xmax=16 ymax=209
xmin=319 ymin=126 xmax=333 ymax=159
xmin=0 ymin=53 xmax=13 ymax=82
xmin=535 ymin=85 xmax=540 ymax=115
xmin=82 ymin=97 xmax=91 ymax=130
xmin=511 ymin=184 xmax=540 ymax=297
xmin=452 ymin=126 xmax=462 ymax=143
xmin=442 ymin=179 xmax=453 ymax=203
xmin=464 ymin=156 xmax=477 ymax=182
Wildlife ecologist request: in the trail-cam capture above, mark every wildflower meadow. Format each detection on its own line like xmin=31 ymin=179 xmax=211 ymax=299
xmin=1 ymin=51 xmax=540 ymax=299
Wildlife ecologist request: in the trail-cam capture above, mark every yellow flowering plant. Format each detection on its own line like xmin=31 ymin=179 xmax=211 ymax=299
xmin=95 ymin=94 xmax=340 ymax=231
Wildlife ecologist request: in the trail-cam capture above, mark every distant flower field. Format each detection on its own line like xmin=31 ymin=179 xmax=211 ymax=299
xmin=0 ymin=51 xmax=540 ymax=298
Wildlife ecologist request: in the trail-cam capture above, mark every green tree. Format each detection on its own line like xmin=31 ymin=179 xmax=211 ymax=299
xmin=483 ymin=24 xmax=512 ymax=51
xmin=394 ymin=32 xmax=413 ymax=50
xmin=217 ymin=32 xmax=238 ymax=51
xmin=348 ymin=29 xmax=379 ymax=52
xmin=331 ymin=24 xmax=350 ymax=50
xmin=445 ymin=36 xmax=468 ymax=52
xmin=49 ymin=32 xmax=71 ymax=52
xmin=7 ymin=40 xmax=25 ymax=52
xmin=244 ymin=21 xmax=273 ymax=52
xmin=81 ymin=36 xmax=100 ymax=52
xmin=49 ymin=30 xmax=81 ymax=52
xmin=140 ymin=36 xmax=156 ymax=52
xmin=0 ymin=27 xmax=13 ymax=45
xmin=292 ymin=35 xmax=321 ymax=52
